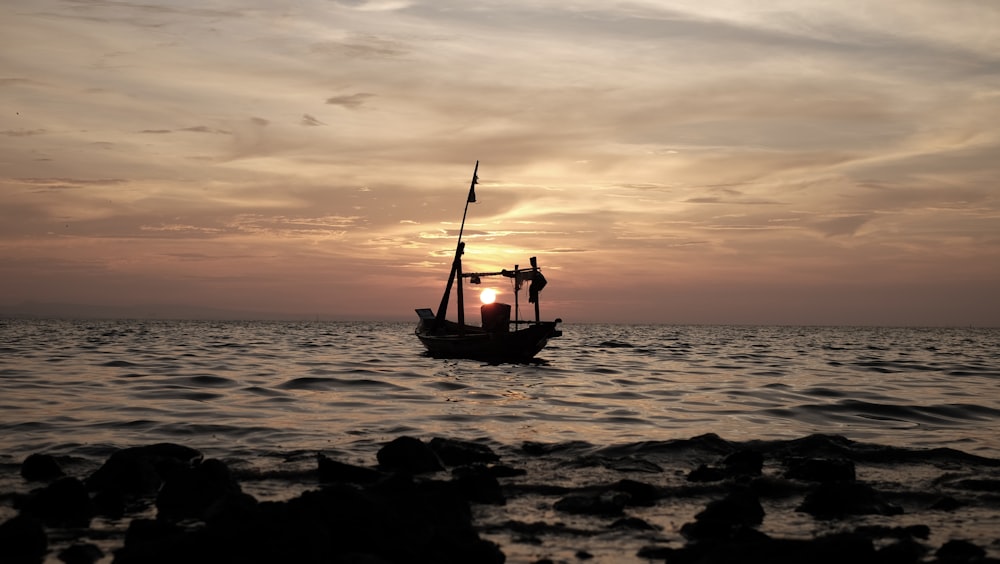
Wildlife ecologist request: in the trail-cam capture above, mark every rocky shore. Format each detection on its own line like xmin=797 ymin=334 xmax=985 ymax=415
xmin=2 ymin=433 xmax=999 ymax=563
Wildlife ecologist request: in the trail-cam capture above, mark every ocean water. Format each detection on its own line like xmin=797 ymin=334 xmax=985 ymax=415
xmin=3 ymin=320 xmax=1000 ymax=562
xmin=1 ymin=320 xmax=998 ymax=464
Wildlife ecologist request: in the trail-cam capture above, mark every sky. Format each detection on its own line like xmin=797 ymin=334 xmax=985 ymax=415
xmin=2 ymin=0 xmax=999 ymax=325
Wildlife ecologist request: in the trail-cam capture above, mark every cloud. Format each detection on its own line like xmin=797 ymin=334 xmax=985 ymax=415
xmin=179 ymin=126 xmax=232 ymax=134
xmin=301 ymin=114 xmax=326 ymax=126
xmin=1 ymin=129 xmax=47 ymax=137
xmin=325 ymin=93 xmax=375 ymax=109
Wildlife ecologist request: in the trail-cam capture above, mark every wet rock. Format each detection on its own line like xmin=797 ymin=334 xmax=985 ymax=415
xmin=155 ymin=458 xmax=241 ymax=521
xmin=610 ymin=517 xmax=659 ymax=531
xmin=122 ymin=518 xmax=184 ymax=548
xmin=20 ymin=477 xmax=92 ymax=528
xmin=86 ymin=443 xmax=202 ymax=496
xmin=486 ymin=464 xmax=526 ymax=478
xmin=681 ymin=487 xmax=765 ymax=541
xmin=688 ymin=450 xmax=764 ymax=482
xmin=452 ymin=465 xmax=505 ymax=505
xmin=797 ymin=481 xmax=902 ymax=519
xmin=724 ymin=449 xmax=765 ymax=477
xmin=20 ymin=453 xmax=64 ymax=482
xmin=687 ymin=464 xmax=728 ymax=482
xmin=784 ymin=457 xmax=856 ymax=483
xmin=935 ymin=539 xmax=986 ymax=563
xmin=0 ymin=515 xmax=47 ymax=564
xmin=930 ymin=495 xmax=965 ymax=511
xmin=554 ymin=491 xmax=629 ymax=516
xmin=316 ymin=453 xmax=383 ymax=484
xmin=57 ymin=543 xmax=103 ymax=564
xmin=877 ymin=538 xmax=927 ymax=564
xmin=429 ymin=437 xmax=500 ymax=466
xmin=612 ymin=479 xmax=658 ymax=506
xmin=376 ymin=436 xmax=444 ymax=474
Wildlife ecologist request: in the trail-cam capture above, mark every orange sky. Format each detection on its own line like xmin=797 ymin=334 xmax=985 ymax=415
xmin=2 ymin=1 xmax=999 ymax=325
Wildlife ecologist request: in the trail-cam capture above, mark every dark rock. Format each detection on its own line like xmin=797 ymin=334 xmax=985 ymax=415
xmin=575 ymin=549 xmax=594 ymax=559
xmin=91 ymin=488 xmax=126 ymax=519
xmin=0 ymin=515 xmax=47 ymax=564
xmin=687 ymin=464 xmax=728 ymax=482
xmin=429 ymin=437 xmax=501 ymax=466
xmin=57 ymin=543 xmax=103 ymax=564
xmin=20 ymin=477 xmax=92 ymax=528
xmin=612 ymin=479 xmax=658 ymax=506
xmin=123 ymin=518 xmax=183 ymax=548
xmin=452 ymin=465 xmax=505 ymax=505
xmin=553 ymin=491 xmax=628 ymax=516
xmin=21 ymin=453 xmax=64 ymax=482
xmin=724 ymin=449 xmax=764 ymax=476
xmin=797 ymin=481 xmax=902 ymax=519
xmin=610 ymin=517 xmax=659 ymax=531
xmin=680 ymin=488 xmax=765 ymax=541
xmin=317 ymin=453 xmax=384 ymax=484
xmin=155 ymin=458 xmax=241 ymax=521
xmin=696 ymin=488 xmax=765 ymax=527
xmin=935 ymin=539 xmax=986 ymax=563
xmin=376 ymin=436 xmax=444 ymax=474
xmin=784 ymin=457 xmax=856 ymax=483
xmin=930 ymin=496 xmax=965 ymax=511
xmin=86 ymin=443 xmax=202 ymax=496
xmin=877 ymin=538 xmax=927 ymax=564
xmin=951 ymin=478 xmax=1000 ymax=492
xmin=487 ymin=464 xmax=527 ymax=478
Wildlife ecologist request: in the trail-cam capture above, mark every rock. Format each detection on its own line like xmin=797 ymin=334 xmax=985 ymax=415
xmin=57 ymin=543 xmax=103 ymax=564
xmin=452 ymin=465 xmax=505 ymax=505
xmin=429 ymin=437 xmax=500 ymax=466
xmin=935 ymin=539 xmax=986 ymax=563
xmin=784 ymin=457 xmax=856 ymax=483
xmin=155 ymin=458 xmax=241 ymax=521
xmin=696 ymin=488 xmax=765 ymax=527
xmin=681 ymin=487 xmax=766 ymax=541
xmin=724 ymin=450 xmax=764 ymax=476
xmin=20 ymin=477 xmax=92 ymax=528
xmin=687 ymin=464 xmax=728 ymax=482
xmin=610 ymin=517 xmax=659 ymax=531
xmin=797 ymin=481 xmax=902 ymax=519
xmin=86 ymin=443 xmax=202 ymax=496
xmin=486 ymin=464 xmax=527 ymax=478
xmin=123 ymin=518 xmax=183 ymax=548
xmin=0 ymin=515 xmax=47 ymax=564
xmin=877 ymin=538 xmax=927 ymax=564
xmin=612 ymin=479 xmax=658 ymax=506
xmin=376 ymin=436 xmax=443 ymax=474
xmin=317 ymin=453 xmax=384 ymax=484
xmin=21 ymin=453 xmax=64 ymax=482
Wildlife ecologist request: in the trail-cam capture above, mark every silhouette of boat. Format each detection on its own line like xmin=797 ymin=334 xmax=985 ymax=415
xmin=415 ymin=161 xmax=562 ymax=361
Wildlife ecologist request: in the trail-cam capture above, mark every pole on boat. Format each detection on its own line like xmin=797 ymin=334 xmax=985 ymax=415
xmin=433 ymin=161 xmax=478 ymax=329
xmin=514 ymin=263 xmax=520 ymax=325
xmin=530 ymin=256 xmax=540 ymax=324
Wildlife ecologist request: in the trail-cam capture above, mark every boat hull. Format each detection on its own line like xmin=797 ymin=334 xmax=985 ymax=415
xmin=415 ymin=321 xmax=561 ymax=362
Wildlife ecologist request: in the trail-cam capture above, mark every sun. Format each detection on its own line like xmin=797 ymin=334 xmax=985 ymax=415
xmin=480 ymin=288 xmax=497 ymax=304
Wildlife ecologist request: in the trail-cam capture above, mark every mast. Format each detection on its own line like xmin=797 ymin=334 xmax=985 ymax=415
xmin=433 ymin=161 xmax=479 ymax=329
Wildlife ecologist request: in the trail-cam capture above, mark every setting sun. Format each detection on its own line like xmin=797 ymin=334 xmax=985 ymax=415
xmin=480 ymin=288 xmax=497 ymax=305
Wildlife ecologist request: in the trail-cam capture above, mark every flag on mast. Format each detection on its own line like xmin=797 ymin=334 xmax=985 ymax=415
xmin=467 ymin=172 xmax=478 ymax=203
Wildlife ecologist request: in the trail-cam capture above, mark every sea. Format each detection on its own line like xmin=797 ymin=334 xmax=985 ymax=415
xmin=2 ymin=320 xmax=999 ymax=561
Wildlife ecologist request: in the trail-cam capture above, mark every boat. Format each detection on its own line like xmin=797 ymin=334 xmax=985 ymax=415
xmin=415 ymin=161 xmax=562 ymax=361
